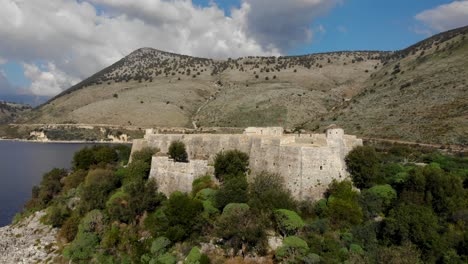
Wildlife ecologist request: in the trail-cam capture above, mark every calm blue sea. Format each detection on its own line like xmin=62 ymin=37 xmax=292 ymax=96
xmin=0 ymin=141 xmax=101 ymax=227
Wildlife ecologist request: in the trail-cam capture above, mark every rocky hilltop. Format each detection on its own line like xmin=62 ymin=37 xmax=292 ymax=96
xmin=18 ymin=26 xmax=468 ymax=145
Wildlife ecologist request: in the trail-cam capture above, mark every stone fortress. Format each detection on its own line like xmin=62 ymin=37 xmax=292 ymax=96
xmin=131 ymin=126 xmax=363 ymax=201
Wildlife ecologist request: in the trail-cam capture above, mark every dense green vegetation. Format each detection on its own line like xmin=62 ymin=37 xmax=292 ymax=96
xmin=17 ymin=144 xmax=467 ymax=263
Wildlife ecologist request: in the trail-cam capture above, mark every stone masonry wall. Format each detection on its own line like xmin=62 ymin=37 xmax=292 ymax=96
xmin=132 ymin=127 xmax=363 ymax=201
xmin=150 ymin=157 xmax=214 ymax=195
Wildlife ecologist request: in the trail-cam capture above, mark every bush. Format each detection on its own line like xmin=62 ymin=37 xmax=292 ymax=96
xmin=124 ymin=159 xmax=151 ymax=183
xmin=367 ymin=184 xmax=397 ymax=208
xmin=274 ymin=209 xmax=305 ymax=236
xmin=185 ymin=247 xmax=210 ymax=264
xmin=163 ymin=192 xmax=204 ymax=242
xmin=248 ymin=171 xmax=296 ymax=212
xmin=132 ymin=147 xmax=158 ymax=164
xmin=214 ymin=150 xmax=249 ymax=182
xmin=26 ymin=168 xmax=67 ymax=209
xmin=64 ymin=210 xmax=106 ymax=262
xmin=58 ymin=214 xmax=81 ymax=243
xmin=46 ymin=203 xmax=70 ymax=227
xmin=192 ymin=175 xmax=216 ymax=195
xmin=195 ymin=188 xmax=217 ymax=202
xmin=276 ymin=236 xmax=309 ymax=262
xmin=215 ymin=204 xmax=267 ymax=254
xmin=223 ymin=203 xmax=250 ymax=215
xmin=168 ymin=141 xmax=188 ymax=162
xmin=73 ymin=147 xmax=95 ymax=170
xmin=215 ymin=176 xmax=249 ymax=210
xmin=80 ymin=169 xmax=119 ymax=212
xmin=63 ymin=169 xmax=87 ymax=192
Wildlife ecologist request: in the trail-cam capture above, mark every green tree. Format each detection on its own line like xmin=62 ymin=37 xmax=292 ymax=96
xmin=214 ymin=150 xmax=249 ymax=182
xmin=214 ymin=176 xmax=249 ymax=210
xmin=345 ymin=146 xmax=382 ymax=189
xmin=163 ymin=192 xmax=204 ymax=242
xmin=73 ymin=147 xmax=96 ymax=170
xmin=168 ymin=141 xmax=188 ymax=162
xmin=215 ymin=204 xmax=267 ymax=254
xmin=274 ymin=209 xmax=305 ymax=236
xmin=248 ymin=171 xmax=296 ymax=212
xmin=324 ymin=180 xmax=363 ymax=227
xmin=382 ymin=203 xmax=440 ymax=254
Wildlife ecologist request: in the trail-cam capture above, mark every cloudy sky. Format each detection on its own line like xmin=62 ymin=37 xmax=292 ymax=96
xmin=0 ymin=0 xmax=467 ymax=101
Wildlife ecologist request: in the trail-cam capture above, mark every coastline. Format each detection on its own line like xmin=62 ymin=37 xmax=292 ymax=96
xmin=0 ymin=138 xmax=133 ymax=144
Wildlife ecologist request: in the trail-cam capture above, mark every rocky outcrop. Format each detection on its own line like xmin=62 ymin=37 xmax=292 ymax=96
xmin=0 ymin=211 xmax=60 ymax=264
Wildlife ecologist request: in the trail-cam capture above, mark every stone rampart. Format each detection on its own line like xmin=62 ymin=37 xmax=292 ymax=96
xmin=150 ymin=157 xmax=214 ymax=195
xmin=132 ymin=127 xmax=363 ymax=200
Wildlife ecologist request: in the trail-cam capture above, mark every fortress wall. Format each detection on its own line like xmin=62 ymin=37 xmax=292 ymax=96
xmin=135 ymin=128 xmax=363 ymax=200
xmin=300 ymin=146 xmax=347 ymax=200
xmin=149 ymin=157 xmax=214 ymax=195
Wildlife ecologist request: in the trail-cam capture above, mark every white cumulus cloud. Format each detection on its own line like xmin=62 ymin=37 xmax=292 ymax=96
xmin=0 ymin=0 xmax=337 ymax=96
xmin=415 ymin=1 xmax=468 ymax=32
xmin=23 ymin=63 xmax=80 ymax=96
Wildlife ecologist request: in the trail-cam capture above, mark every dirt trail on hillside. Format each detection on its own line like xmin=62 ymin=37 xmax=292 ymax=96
xmin=363 ymin=137 xmax=468 ymax=153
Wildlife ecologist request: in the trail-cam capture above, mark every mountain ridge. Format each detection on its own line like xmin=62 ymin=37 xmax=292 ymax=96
xmin=18 ymin=25 xmax=468 ymax=145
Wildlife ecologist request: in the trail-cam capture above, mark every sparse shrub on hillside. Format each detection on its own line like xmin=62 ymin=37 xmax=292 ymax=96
xmin=168 ymin=141 xmax=188 ymax=162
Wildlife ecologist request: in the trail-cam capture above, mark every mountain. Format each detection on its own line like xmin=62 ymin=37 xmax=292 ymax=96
xmin=308 ymin=26 xmax=468 ymax=145
xmin=18 ymin=26 xmax=468 ymax=145
xmin=0 ymin=101 xmax=31 ymax=125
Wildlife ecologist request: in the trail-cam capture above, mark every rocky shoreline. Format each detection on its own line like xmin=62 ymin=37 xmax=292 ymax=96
xmin=0 ymin=211 xmax=60 ymax=264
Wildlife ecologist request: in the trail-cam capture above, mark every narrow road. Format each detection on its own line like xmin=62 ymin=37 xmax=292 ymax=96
xmin=363 ymin=137 xmax=468 ymax=152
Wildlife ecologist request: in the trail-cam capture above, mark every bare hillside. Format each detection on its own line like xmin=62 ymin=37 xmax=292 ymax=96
xmin=310 ymin=26 xmax=468 ymax=145
xmin=18 ymin=26 xmax=468 ymax=144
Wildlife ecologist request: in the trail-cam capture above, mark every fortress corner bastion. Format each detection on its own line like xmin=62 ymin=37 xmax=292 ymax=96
xmin=131 ymin=126 xmax=363 ymax=201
